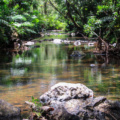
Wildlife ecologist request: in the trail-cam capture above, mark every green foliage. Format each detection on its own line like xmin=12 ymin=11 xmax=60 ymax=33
xmin=49 ymin=0 xmax=120 ymax=45
xmin=31 ymin=96 xmax=42 ymax=107
xmin=82 ymin=0 xmax=120 ymax=44
xmin=84 ymin=16 xmax=101 ymax=37
xmin=0 ymin=0 xmax=67 ymax=47
xmin=30 ymin=96 xmax=43 ymax=117
xmin=0 ymin=0 xmax=120 ymax=47
xmin=44 ymin=14 xmax=67 ymax=30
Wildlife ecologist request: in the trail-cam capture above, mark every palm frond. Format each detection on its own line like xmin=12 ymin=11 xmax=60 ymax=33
xmin=13 ymin=22 xmax=34 ymax=27
xmin=11 ymin=15 xmax=27 ymax=21
xmin=0 ymin=18 xmax=9 ymax=26
xmin=22 ymin=22 xmax=34 ymax=27
xmin=25 ymin=28 xmax=36 ymax=34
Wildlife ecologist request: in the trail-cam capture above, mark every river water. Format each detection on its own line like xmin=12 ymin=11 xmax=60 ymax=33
xmin=0 ymin=32 xmax=120 ymax=118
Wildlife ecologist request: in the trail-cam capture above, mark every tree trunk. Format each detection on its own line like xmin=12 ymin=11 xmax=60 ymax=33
xmin=98 ymin=36 xmax=109 ymax=54
xmin=44 ymin=1 xmax=47 ymax=15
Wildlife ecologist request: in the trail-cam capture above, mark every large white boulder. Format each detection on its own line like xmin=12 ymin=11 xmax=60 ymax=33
xmin=38 ymin=83 xmax=120 ymax=120
xmin=39 ymin=83 xmax=93 ymax=120
xmin=40 ymin=82 xmax=93 ymax=105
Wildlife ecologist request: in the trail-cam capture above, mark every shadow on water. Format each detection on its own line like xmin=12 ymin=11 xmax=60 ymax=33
xmin=0 ymin=32 xmax=120 ymax=118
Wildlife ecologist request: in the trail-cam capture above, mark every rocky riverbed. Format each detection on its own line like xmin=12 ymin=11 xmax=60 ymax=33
xmin=1 ymin=82 xmax=120 ymax=120
xmin=27 ymin=82 xmax=120 ymax=120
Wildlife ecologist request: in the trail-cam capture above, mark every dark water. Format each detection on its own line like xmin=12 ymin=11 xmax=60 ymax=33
xmin=0 ymin=33 xmax=120 ymax=118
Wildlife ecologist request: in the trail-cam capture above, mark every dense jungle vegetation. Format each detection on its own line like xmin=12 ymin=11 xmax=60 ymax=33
xmin=0 ymin=0 xmax=120 ymax=54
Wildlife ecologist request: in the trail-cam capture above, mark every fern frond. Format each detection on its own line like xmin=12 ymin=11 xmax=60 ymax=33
xmin=13 ymin=22 xmax=34 ymax=27
xmin=11 ymin=15 xmax=27 ymax=21
xmin=13 ymin=22 xmax=22 ymax=27
xmin=0 ymin=18 xmax=9 ymax=26
xmin=22 ymin=22 xmax=34 ymax=27
xmin=23 ymin=13 xmax=30 ymax=17
xmin=25 ymin=28 xmax=36 ymax=34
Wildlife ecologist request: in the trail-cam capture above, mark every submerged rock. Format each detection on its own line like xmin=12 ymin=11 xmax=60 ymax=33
xmin=52 ymin=39 xmax=63 ymax=44
xmin=70 ymin=33 xmax=76 ymax=37
xmin=52 ymin=39 xmax=71 ymax=44
xmin=39 ymin=82 xmax=120 ymax=120
xmin=0 ymin=99 xmax=21 ymax=118
xmin=88 ymin=42 xmax=95 ymax=46
xmin=73 ymin=40 xmax=81 ymax=46
xmin=70 ymin=51 xmax=85 ymax=57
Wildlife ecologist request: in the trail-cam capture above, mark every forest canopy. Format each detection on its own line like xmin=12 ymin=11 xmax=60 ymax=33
xmin=0 ymin=0 xmax=120 ymax=53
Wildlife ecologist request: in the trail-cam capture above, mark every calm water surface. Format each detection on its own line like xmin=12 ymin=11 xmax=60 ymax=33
xmin=0 ymin=33 xmax=120 ymax=117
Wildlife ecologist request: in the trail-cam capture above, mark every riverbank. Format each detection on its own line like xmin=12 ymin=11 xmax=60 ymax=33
xmin=1 ymin=82 xmax=120 ymax=120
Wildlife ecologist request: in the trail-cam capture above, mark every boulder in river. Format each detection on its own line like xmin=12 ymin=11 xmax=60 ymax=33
xmin=40 ymin=82 xmax=93 ymax=104
xmin=39 ymin=82 xmax=93 ymax=120
xmin=52 ymin=39 xmax=63 ymax=44
xmin=38 ymin=82 xmax=120 ymax=120
xmin=73 ymin=40 xmax=81 ymax=46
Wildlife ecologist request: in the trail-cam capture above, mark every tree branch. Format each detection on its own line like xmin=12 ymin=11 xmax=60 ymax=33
xmin=66 ymin=0 xmax=80 ymax=28
xmin=49 ymin=0 xmax=81 ymax=29
xmin=49 ymin=0 xmax=66 ymax=18
xmin=67 ymin=0 xmax=85 ymax=24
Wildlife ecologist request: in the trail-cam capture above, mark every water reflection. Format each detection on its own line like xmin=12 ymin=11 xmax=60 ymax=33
xmin=0 ymin=40 xmax=120 ymax=118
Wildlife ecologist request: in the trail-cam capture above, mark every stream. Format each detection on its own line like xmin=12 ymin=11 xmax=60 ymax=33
xmin=0 ymin=31 xmax=120 ymax=118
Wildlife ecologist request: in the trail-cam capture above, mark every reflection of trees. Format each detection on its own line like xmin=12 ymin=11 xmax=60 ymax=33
xmin=61 ymin=52 xmax=120 ymax=98
xmin=87 ymin=55 xmax=120 ymax=97
xmin=0 ymin=42 xmax=69 ymax=86
xmin=95 ymin=54 xmax=120 ymax=67
xmin=28 ymin=43 xmax=68 ymax=74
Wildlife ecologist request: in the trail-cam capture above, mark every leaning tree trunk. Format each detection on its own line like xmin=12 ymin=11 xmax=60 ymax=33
xmin=97 ymin=36 xmax=109 ymax=55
